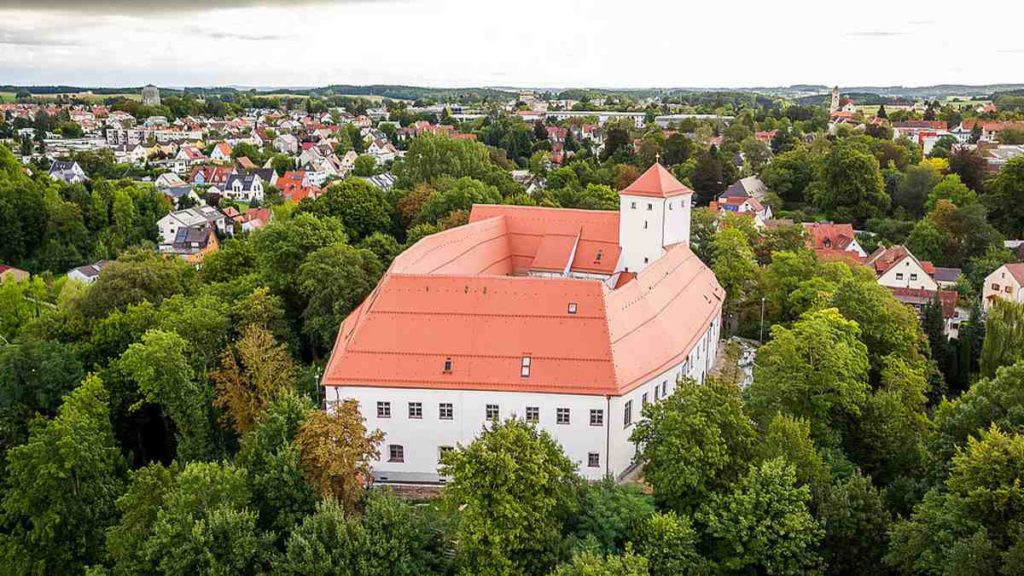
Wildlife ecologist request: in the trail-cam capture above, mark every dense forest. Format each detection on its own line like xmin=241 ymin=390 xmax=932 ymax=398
xmin=3 ymin=87 xmax=1024 ymax=574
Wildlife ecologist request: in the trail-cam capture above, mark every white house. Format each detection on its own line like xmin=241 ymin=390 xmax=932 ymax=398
xmin=67 ymin=260 xmax=110 ymax=284
xmin=983 ymin=263 xmax=1024 ymax=311
xmin=866 ymin=245 xmax=939 ymax=291
xmin=223 ymin=172 xmax=266 ymax=204
xmin=210 ymin=142 xmax=233 ymax=162
xmin=48 ymin=160 xmax=88 ymax=184
xmin=323 ymin=164 xmax=723 ymax=483
xmin=273 ymin=134 xmax=299 ymax=154
xmin=157 ymin=206 xmax=227 ymax=246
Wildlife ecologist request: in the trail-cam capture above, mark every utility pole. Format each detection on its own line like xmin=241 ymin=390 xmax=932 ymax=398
xmin=759 ymin=296 xmax=766 ymax=343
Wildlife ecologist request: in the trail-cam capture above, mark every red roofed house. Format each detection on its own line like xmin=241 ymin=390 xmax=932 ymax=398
xmin=0 ymin=264 xmax=29 ymax=283
xmin=210 ymin=142 xmax=233 ymax=163
xmin=983 ymin=263 xmax=1024 ymax=312
xmin=322 ymin=163 xmax=724 ymax=483
xmin=866 ymin=245 xmax=964 ymax=336
xmin=277 ymin=170 xmax=321 ymax=203
xmin=803 ymin=222 xmax=867 ymax=261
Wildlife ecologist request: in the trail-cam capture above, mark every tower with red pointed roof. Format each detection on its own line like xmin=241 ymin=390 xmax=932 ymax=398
xmin=617 ymin=162 xmax=694 ymax=274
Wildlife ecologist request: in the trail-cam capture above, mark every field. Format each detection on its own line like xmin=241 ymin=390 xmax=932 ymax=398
xmin=0 ymin=91 xmax=141 ymax=103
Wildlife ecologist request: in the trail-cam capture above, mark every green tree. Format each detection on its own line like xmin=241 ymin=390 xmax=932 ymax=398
xmin=358 ymin=231 xmax=402 ymax=267
xmin=120 ymin=330 xmax=217 ymax=461
xmin=106 ymin=462 xmax=178 ymax=575
xmin=236 ymin=392 xmax=317 ymax=536
xmin=631 ymin=377 xmax=756 ymax=514
xmin=570 ymin=478 xmax=655 ymax=553
xmin=634 ymin=511 xmax=706 ymax=576
xmin=212 ymin=324 xmax=296 ymax=436
xmin=276 ymin=498 xmax=369 ymax=575
xmin=79 ymin=249 xmax=195 ymax=319
xmin=816 ymin=471 xmax=892 ymax=576
xmin=980 ymin=300 xmax=1024 ymax=377
xmin=698 ymin=458 xmax=824 ymax=575
xmin=298 ymin=178 xmax=391 ymax=242
xmin=418 ymin=176 xmax=502 ymax=224
xmin=440 ymin=418 xmax=582 ymax=576
xmin=747 ymin=308 xmax=871 ymax=446
xmin=810 ymin=140 xmax=889 ymax=224
xmin=362 ymin=489 xmax=449 ymax=576
xmin=927 ymin=173 xmax=978 ymax=210
xmin=710 ymin=226 xmax=759 ymax=319
xmin=550 ymin=548 xmax=649 ymax=576
xmin=0 ymin=338 xmax=84 ymax=451
xmin=353 ymin=154 xmax=378 ymax=177
xmin=297 ymin=242 xmax=382 ymax=354
xmin=830 ymin=271 xmax=923 ymax=372
xmin=895 ymin=163 xmax=940 ymax=217
xmin=0 ymin=376 xmax=126 ymax=574
xmin=987 ymin=155 xmax=1024 ymax=237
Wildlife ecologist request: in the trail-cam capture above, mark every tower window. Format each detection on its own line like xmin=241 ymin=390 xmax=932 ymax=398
xmin=669 ymin=202 xmax=673 ymax=210
xmin=439 ymin=403 xmax=453 ymax=420
xmin=377 ymin=402 xmax=391 ymax=418
xmin=590 ymin=409 xmax=604 ymax=426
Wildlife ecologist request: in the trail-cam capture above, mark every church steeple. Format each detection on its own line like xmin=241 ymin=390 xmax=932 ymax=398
xmin=830 ymin=86 xmax=841 ymax=113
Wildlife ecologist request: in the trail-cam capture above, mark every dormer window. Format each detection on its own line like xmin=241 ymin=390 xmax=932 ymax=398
xmin=443 ymin=357 xmax=452 ymax=373
xmin=595 ymin=250 xmax=602 ymax=262
xmin=568 ymin=302 xmax=577 ymax=314
xmin=521 ymin=356 xmax=532 ymax=378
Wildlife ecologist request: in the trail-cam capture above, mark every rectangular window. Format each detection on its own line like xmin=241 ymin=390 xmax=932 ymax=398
xmin=526 ymin=406 xmax=540 ymax=423
xmin=439 ymin=403 xmax=453 ymax=420
xmin=647 ymin=203 xmax=653 ymax=211
xmin=644 ymin=220 xmax=648 ymax=229
xmin=557 ymin=408 xmax=570 ymax=425
xmin=590 ymin=409 xmax=604 ymax=427
xmin=895 ymin=273 xmax=904 ymax=280
xmin=910 ymin=273 xmax=918 ymax=281
xmin=388 ymin=444 xmax=404 ymax=462
xmin=486 ymin=404 xmax=499 ymax=420
xmin=992 ymin=283 xmax=1000 ymax=291
xmin=588 ymin=452 xmax=600 ymax=468
xmin=630 ymin=201 xmax=636 ymax=209
xmin=438 ymin=446 xmax=453 ymax=463
xmin=521 ymin=356 xmax=532 ymax=378
xmin=1007 ymin=286 xmax=1013 ymax=293
xmin=377 ymin=401 xmax=391 ymax=419
xmin=408 ymin=402 xmax=422 ymax=419
xmin=624 ymin=400 xmax=633 ymax=427
xmin=668 ymin=202 xmax=674 ymax=210
xmin=443 ymin=357 xmax=452 ymax=373
xmin=642 ymin=392 xmax=649 ymax=406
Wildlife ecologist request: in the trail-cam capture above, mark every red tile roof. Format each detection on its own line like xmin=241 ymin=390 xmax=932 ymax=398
xmin=323 ymin=205 xmax=723 ymax=396
xmin=804 ymin=222 xmax=857 ymax=253
xmin=621 ymin=163 xmax=693 ymax=199
xmin=1003 ymin=263 xmax=1024 ymax=285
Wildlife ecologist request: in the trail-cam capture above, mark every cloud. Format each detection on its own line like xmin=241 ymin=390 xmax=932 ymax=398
xmin=845 ymin=31 xmax=906 ymax=37
xmin=0 ymin=0 xmax=395 ymax=13
xmin=0 ymin=28 xmax=79 ymax=46
xmin=997 ymin=48 xmax=1024 ymax=54
xmin=192 ymin=28 xmax=290 ymax=41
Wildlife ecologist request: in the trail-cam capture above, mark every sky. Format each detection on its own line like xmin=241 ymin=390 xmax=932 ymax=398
xmin=0 ymin=0 xmax=1022 ymax=89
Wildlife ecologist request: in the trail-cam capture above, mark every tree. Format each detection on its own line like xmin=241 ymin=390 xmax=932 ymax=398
xmin=896 ymin=163 xmax=940 ymax=217
xmin=631 ymin=377 xmax=756 ymax=514
xmin=980 ymin=300 xmax=1024 ymax=377
xmin=689 ymin=207 xmax=717 ymax=265
xmin=830 ymin=272 xmax=923 ymax=372
xmin=236 ymin=392 xmax=317 ymax=536
xmin=761 ymin=147 xmax=816 ymax=204
xmin=698 ymin=458 xmax=824 ymax=575
xmin=298 ymin=178 xmax=391 ymax=242
xmin=417 ymin=176 xmax=502 ymax=224
xmin=662 ymin=132 xmax=693 ymax=165
xmin=297 ymin=242 xmax=382 ymax=354
xmin=120 ymin=330 xmax=217 ymax=461
xmin=362 ymin=489 xmax=449 ymax=576
xmin=212 ymin=324 xmax=296 ymax=436
xmin=634 ymin=512 xmax=706 ymax=576
xmin=270 ymin=153 xmax=293 ymax=176
xmin=295 ymin=400 xmax=383 ymax=513
xmin=394 ymin=133 xmax=516 ymax=195
xmin=0 ymin=338 xmax=84 ymax=451
xmin=987 ymin=155 xmax=1024 ymax=237
xmin=440 ymin=418 xmax=581 ymax=576
xmin=353 ymin=153 xmax=378 ymax=177
xmin=106 ymin=462 xmax=178 ymax=575
xmin=816 ymin=471 xmax=891 ymax=575
xmin=949 ymin=147 xmax=987 ymax=192
xmin=690 ymin=147 xmax=726 ymax=206
xmin=755 ymin=413 xmax=832 ymax=491
xmin=550 ymin=548 xmax=649 ymax=576
xmin=711 ymin=227 xmax=759 ymax=320
xmin=358 ymin=231 xmax=402 ymax=267
xmin=810 ymin=141 xmax=889 ymax=224
xmin=926 ymin=173 xmax=977 ymax=210
xmin=747 ymin=308 xmax=871 ymax=446
xmin=79 ymin=249 xmax=195 ymax=319
xmin=0 ymin=376 xmax=125 ymax=574
xmin=571 ymin=479 xmax=655 ymax=553
xmin=276 ymin=498 xmax=369 ymax=575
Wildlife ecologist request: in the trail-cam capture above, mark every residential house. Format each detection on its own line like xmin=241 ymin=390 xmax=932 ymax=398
xmin=360 ymin=172 xmax=397 ymax=191
xmin=719 ymin=176 xmax=768 ymax=203
xmin=111 ymin=143 xmax=148 ymax=165
xmin=48 ymin=160 xmax=88 ymax=184
xmin=0 ymin=264 xmax=29 ymax=283
xmin=173 ymin=146 xmax=207 ymax=174
xmin=709 ymin=196 xmax=773 ymax=228
xmin=933 ymin=267 xmax=963 ymax=290
xmin=366 ymin=139 xmax=398 ymax=165
xmin=210 ymin=142 xmax=233 ymax=162
xmin=189 ymin=165 xmax=233 ymax=187
xmin=164 ymin=227 xmax=220 ymax=264
xmin=803 ymin=222 xmax=867 ymax=261
xmin=983 ymin=263 xmax=1024 ymax=311
xmin=236 ymin=208 xmax=273 ymax=233
xmin=157 ymin=205 xmax=227 ymax=245
xmin=224 ymin=172 xmax=266 ymax=203
xmin=277 ymin=170 xmax=321 ymax=203
xmin=67 ymin=260 xmax=110 ymax=284
xmin=273 ymin=133 xmax=299 ymax=154
xmin=866 ymin=245 xmax=938 ymax=291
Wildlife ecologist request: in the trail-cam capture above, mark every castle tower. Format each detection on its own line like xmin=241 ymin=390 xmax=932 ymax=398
xmin=830 ymin=86 xmax=840 ymax=113
xmin=617 ymin=162 xmax=694 ymax=274
xmin=142 ymin=84 xmax=161 ymax=107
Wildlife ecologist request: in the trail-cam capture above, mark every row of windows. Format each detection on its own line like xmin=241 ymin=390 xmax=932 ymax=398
xmin=991 ymin=283 xmax=1013 ymax=293
xmin=387 ymin=443 xmax=601 ymax=468
xmin=895 ymin=272 xmax=919 ymax=281
xmin=444 ymin=355 xmax=534 ymax=376
xmin=377 ymin=401 xmax=605 ymax=426
xmin=628 ymin=201 xmax=680 ymax=211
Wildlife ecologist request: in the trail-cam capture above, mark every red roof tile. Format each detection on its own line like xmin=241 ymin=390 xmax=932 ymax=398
xmin=621 ymin=163 xmax=693 ymax=199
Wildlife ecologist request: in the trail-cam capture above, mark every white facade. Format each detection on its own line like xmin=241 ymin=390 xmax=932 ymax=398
xmin=877 ymin=256 xmax=938 ymax=291
xmin=983 ymin=265 xmax=1024 ymax=311
xmin=329 ymin=314 xmax=720 ymax=484
xmin=616 ymin=193 xmax=690 ymax=274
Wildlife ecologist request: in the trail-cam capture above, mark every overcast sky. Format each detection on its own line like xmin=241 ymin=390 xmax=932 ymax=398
xmin=1 ymin=0 xmax=1022 ymax=89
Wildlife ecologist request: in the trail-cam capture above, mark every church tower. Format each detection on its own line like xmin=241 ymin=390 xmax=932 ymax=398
xmin=617 ymin=162 xmax=694 ymax=274
xmin=830 ymin=86 xmax=841 ymax=113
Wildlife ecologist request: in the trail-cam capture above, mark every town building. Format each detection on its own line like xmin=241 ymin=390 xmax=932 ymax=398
xmin=67 ymin=260 xmax=111 ymax=284
xmin=803 ymin=222 xmax=867 ymax=262
xmin=322 ymin=164 xmax=724 ymax=483
xmin=983 ymin=263 xmax=1024 ymax=311
xmin=0 ymin=265 xmax=29 ymax=283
